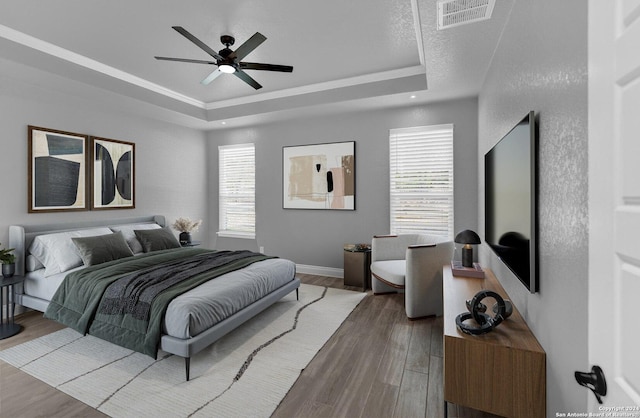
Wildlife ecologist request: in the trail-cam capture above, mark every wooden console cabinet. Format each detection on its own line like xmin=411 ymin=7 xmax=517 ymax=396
xmin=443 ymin=265 xmax=546 ymax=417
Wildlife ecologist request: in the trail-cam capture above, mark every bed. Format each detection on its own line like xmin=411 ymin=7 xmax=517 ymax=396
xmin=9 ymin=215 xmax=300 ymax=381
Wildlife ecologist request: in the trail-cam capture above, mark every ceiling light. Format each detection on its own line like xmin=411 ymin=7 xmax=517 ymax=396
xmin=410 ymin=95 xmax=417 ymax=99
xmin=219 ymin=64 xmax=236 ymax=74
xmin=221 ymin=121 xmax=227 ymax=125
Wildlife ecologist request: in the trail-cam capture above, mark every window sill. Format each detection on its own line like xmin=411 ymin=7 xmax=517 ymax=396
xmin=217 ymin=231 xmax=256 ymax=240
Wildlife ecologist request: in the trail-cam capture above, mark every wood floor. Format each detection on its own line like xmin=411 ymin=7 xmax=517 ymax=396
xmin=0 ymin=274 xmax=497 ymax=418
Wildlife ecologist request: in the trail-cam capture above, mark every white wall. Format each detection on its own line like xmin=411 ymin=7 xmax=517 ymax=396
xmin=0 ymin=63 xmax=209 ymax=248
xmin=207 ymin=97 xmax=479 ymax=270
xmin=478 ymin=0 xmax=588 ymax=414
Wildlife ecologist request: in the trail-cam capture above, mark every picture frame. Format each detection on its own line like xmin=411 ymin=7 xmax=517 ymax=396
xmin=283 ymin=141 xmax=355 ymax=210
xmin=28 ymin=125 xmax=89 ymax=213
xmin=90 ymin=136 xmax=135 ymax=210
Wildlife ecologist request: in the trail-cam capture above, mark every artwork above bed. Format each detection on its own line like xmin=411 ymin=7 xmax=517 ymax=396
xmin=90 ymin=136 xmax=135 ymax=210
xmin=28 ymin=125 xmax=89 ymax=213
xmin=27 ymin=125 xmax=135 ymax=213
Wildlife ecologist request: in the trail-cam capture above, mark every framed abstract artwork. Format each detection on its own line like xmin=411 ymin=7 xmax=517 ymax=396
xmin=90 ymin=136 xmax=135 ymax=210
xmin=28 ymin=125 xmax=89 ymax=213
xmin=283 ymin=141 xmax=355 ymax=210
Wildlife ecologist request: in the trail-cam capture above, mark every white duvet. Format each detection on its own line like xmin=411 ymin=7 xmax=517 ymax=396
xmin=23 ymin=258 xmax=296 ymax=339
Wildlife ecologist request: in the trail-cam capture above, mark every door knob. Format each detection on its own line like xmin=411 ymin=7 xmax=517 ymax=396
xmin=575 ymin=365 xmax=607 ymax=404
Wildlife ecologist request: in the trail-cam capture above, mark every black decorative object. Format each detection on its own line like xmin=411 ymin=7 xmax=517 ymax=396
xmin=179 ymin=232 xmax=192 ymax=245
xmin=456 ymin=290 xmax=506 ymax=335
xmin=454 ymin=229 xmax=481 ymax=267
xmin=575 ymin=365 xmax=607 ymax=404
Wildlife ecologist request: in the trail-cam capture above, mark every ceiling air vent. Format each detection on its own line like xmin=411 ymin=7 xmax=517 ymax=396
xmin=437 ymin=0 xmax=496 ymax=30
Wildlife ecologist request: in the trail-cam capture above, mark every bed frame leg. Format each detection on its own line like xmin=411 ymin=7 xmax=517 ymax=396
xmin=296 ymin=288 xmax=299 ymax=300
xmin=185 ymin=357 xmax=190 ymax=381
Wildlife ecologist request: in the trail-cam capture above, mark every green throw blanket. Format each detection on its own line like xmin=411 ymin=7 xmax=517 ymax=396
xmin=45 ymin=248 xmax=273 ymax=357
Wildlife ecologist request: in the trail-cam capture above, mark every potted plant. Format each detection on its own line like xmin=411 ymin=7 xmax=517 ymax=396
xmin=172 ymin=217 xmax=202 ymax=245
xmin=0 ymin=243 xmax=16 ymax=278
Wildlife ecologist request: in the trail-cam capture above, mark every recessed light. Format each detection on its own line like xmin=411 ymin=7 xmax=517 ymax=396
xmin=410 ymin=95 xmax=417 ymax=99
xmin=221 ymin=121 xmax=227 ymax=125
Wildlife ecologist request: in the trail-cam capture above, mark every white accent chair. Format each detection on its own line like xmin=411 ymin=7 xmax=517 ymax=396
xmin=370 ymin=234 xmax=454 ymax=319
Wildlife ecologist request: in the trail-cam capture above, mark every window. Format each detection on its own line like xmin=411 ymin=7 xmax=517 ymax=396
xmin=389 ymin=124 xmax=454 ymax=238
xmin=218 ymin=143 xmax=255 ymax=238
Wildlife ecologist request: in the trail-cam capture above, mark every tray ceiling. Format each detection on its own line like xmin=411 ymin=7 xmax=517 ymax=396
xmin=0 ymin=0 xmax=512 ymax=128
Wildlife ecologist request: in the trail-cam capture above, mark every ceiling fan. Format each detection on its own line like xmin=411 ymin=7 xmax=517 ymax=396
xmin=155 ymin=26 xmax=293 ymax=90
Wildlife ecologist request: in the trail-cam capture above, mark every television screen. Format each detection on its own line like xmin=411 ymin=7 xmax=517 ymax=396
xmin=484 ymin=111 xmax=537 ymax=292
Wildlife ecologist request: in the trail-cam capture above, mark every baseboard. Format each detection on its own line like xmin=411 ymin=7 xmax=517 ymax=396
xmin=296 ymin=264 xmax=343 ymax=278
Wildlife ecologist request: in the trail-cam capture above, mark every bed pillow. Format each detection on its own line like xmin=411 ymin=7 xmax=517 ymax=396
xmin=110 ymin=223 xmax=162 ymax=254
xmin=26 ymin=255 xmax=45 ymax=272
xmin=134 ymin=228 xmax=181 ymax=252
xmin=72 ymin=231 xmax=134 ymax=266
xmin=28 ymin=227 xmax=114 ymax=277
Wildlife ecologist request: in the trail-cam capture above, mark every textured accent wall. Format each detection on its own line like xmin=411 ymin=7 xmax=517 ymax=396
xmin=478 ymin=0 xmax=588 ymax=413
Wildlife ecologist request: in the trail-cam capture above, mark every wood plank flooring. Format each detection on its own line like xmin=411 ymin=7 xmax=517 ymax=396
xmin=0 ymin=274 xmax=498 ymax=417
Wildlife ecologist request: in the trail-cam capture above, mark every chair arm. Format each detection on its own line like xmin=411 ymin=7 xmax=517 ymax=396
xmin=405 ymin=241 xmax=454 ymax=317
xmin=405 ymin=244 xmax=438 ymax=279
xmin=408 ymin=243 xmax=436 ymax=249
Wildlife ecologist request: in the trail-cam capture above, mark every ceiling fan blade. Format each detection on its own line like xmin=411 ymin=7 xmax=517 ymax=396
xmin=172 ymin=26 xmax=224 ymax=61
xmin=240 ymin=62 xmax=293 ymax=72
xmin=155 ymin=56 xmax=217 ymax=65
xmin=228 ymin=32 xmax=267 ymax=61
xmin=201 ymin=69 xmax=223 ymax=85
xmin=234 ymin=69 xmax=262 ymax=90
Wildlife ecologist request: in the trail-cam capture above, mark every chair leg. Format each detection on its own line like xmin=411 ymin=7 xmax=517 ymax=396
xmin=185 ymin=357 xmax=190 ymax=381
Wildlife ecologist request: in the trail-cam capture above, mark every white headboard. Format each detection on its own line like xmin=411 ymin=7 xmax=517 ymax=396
xmin=9 ymin=215 xmax=166 ymax=276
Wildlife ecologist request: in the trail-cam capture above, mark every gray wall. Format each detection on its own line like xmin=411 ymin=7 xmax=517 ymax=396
xmin=208 ymin=97 xmax=478 ymax=270
xmin=0 ymin=65 xmax=209 ymax=248
xmin=478 ymin=0 xmax=588 ymax=414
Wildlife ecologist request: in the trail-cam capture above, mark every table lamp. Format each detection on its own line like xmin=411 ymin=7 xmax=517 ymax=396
xmin=454 ymin=229 xmax=481 ymax=268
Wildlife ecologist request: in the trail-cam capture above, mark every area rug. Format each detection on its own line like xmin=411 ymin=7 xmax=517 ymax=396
xmin=0 ymin=284 xmax=365 ymax=418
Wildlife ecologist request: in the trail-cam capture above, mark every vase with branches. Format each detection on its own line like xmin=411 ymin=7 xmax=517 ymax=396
xmin=172 ymin=217 xmax=202 ymax=245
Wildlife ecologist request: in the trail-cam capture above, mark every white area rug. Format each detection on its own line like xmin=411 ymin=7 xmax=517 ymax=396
xmin=0 ymin=284 xmax=365 ymax=418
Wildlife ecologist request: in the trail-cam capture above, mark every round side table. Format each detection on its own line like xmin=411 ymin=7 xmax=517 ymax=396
xmin=0 ymin=275 xmax=24 ymax=339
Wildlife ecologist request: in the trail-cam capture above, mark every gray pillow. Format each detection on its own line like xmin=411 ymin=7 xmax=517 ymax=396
xmin=109 ymin=223 xmax=162 ymax=254
xmin=71 ymin=231 xmax=134 ymax=266
xmin=134 ymin=228 xmax=181 ymax=252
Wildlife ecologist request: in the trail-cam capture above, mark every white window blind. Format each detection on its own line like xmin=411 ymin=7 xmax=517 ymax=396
xmin=218 ymin=143 xmax=255 ymax=238
xmin=389 ymin=124 xmax=454 ymax=238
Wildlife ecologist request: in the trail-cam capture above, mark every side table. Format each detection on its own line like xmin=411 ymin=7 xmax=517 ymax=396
xmin=181 ymin=241 xmax=202 ymax=247
xmin=0 ymin=275 xmax=24 ymax=339
xmin=343 ymin=245 xmax=371 ymax=292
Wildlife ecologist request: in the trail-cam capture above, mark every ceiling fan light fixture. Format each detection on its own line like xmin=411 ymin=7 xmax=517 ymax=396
xmin=219 ymin=64 xmax=236 ymax=74
xmin=157 ymin=27 xmax=292 ymax=90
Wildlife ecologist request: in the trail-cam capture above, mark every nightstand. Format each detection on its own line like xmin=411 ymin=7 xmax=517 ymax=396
xmin=181 ymin=241 xmax=202 ymax=247
xmin=343 ymin=245 xmax=371 ymax=292
xmin=0 ymin=275 xmax=24 ymax=339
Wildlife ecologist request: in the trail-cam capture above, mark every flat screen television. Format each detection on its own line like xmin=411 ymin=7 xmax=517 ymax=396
xmin=484 ymin=111 xmax=538 ymax=293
